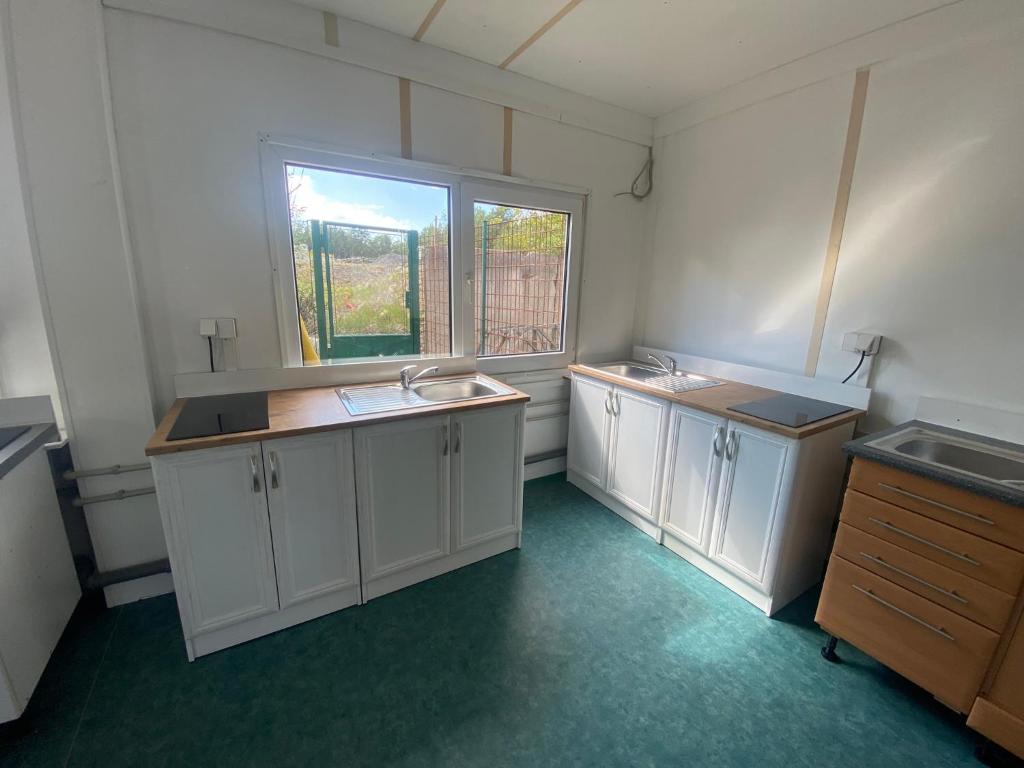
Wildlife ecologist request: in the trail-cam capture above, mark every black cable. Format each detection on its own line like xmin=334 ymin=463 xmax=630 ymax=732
xmin=208 ymin=337 xmax=215 ymax=373
xmin=842 ymin=350 xmax=867 ymax=383
xmin=615 ymin=146 xmax=653 ymax=200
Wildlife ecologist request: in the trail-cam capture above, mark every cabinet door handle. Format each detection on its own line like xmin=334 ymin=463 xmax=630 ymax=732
xmin=852 ymin=584 xmax=955 ymax=641
xmin=867 ymin=517 xmax=981 ymax=566
xmin=442 ymin=424 xmax=449 ymax=456
xmin=269 ymin=451 xmax=279 ymax=490
xmin=712 ymin=426 xmax=724 ymax=457
xmin=724 ymin=429 xmax=737 ymax=461
xmin=859 ymin=552 xmax=968 ymax=604
xmin=454 ymin=422 xmax=461 ymax=454
xmin=877 ymin=482 xmax=994 ymax=526
xmin=250 ymin=454 xmax=261 ymax=493
xmin=612 ymin=393 xmax=620 ymax=417
xmin=604 ymin=392 xmax=612 ymax=414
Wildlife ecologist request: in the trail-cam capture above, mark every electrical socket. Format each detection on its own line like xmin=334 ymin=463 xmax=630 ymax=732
xmin=842 ymin=331 xmax=881 ymax=355
xmin=199 ymin=318 xmax=217 ymax=338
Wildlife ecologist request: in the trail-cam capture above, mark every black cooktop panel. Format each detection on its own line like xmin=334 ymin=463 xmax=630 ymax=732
xmin=167 ymin=391 xmax=270 ymax=441
xmin=727 ymin=393 xmax=852 ymax=428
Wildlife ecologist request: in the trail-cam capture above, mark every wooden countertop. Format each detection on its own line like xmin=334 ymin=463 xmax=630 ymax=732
xmin=568 ymin=363 xmax=862 ymax=440
xmin=145 ymin=373 xmax=530 ymax=457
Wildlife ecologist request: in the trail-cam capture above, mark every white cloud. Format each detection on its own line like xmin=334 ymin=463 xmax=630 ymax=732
xmin=287 ymin=173 xmax=413 ymax=231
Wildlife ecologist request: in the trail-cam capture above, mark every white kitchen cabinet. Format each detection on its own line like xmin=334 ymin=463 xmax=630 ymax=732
xmin=567 ymin=373 xmax=668 ymax=538
xmin=354 ymin=415 xmax=450 ymax=583
xmin=660 ymin=405 xmax=728 ymax=553
xmin=607 ymin=388 xmax=669 ymax=522
xmin=452 ymin=405 xmax=523 ymax=551
xmin=568 ymin=371 xmax=855 ymax=615
xmin=154 ymin=442 xmax=279 ymax=637
xmin=567 ymin=375 xmax=613 ymax=487
xmin=708 ymin=422 xmax=791 ymax=589
xmin=264 ymin=431 xmax=360 ymax=609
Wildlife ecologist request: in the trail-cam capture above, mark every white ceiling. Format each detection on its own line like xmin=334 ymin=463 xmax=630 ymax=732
xmin=300 ymin=0 xmax=956 ymax=117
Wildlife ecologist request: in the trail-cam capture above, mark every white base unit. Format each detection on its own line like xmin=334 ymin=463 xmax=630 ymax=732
xmin=568 ymin=372 xmax=855 ymax=615
xmin=567 ymin=375 xmax=669 ymax=540
xmin=151 ymin=402 xmax=525 ymax=659
xmin=0 ymin=445 xmax=81 ymax=722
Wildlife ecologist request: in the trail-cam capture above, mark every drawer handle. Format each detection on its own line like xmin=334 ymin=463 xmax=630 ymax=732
xmin=868 ymin=517 xmax=982 ymax=567
xmin=859 ymin=552 xmax=969 ymax=605
xmin=852 ymin=584 xmax=955 ymax=642
xmin=877 ymin=483 xmax=995 ymax=526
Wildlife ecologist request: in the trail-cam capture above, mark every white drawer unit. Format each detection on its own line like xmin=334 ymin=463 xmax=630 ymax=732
xmin=568 ymin=371 xmax=854 ymax=615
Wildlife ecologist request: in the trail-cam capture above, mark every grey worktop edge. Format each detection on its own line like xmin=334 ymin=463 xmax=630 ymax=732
xmin=0 ymin=423 xmax=58 ymax=482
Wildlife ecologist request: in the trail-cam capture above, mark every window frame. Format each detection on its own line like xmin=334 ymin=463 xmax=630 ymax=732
xmin=260 ymin=136 xmax=584 ymax=373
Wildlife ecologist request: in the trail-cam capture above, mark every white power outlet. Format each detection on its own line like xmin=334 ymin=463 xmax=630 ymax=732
xmin=842 ymin=332 xmax=881 ymax=355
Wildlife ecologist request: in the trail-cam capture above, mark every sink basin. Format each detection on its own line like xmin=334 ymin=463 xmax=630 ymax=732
xmin=338 ymin=375 xmax=512 ymax=415
xmin=867 ymin=427 xmax=1024 ymax=487
xmin=414 ymin=379 xmax=499 ymax=402
xmin=582 ymin=361 xmax=723 ymax=393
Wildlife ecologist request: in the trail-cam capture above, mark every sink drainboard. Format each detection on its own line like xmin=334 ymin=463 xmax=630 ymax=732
xmin=338 ymin=386 xmax=426 ymax=416
xmin=646 ymin=374 xmax=722 ymax=393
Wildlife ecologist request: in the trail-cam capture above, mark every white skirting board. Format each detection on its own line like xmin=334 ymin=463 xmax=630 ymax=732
xmin=103 ymin=572 xmax=174 ymax=607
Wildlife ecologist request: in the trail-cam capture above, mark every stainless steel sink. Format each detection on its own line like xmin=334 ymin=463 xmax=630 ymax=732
xmin=581 ymin=361 xmax=723 ymax=393
xmin=867 ymin=426 xmax=1024 ymax=487
xmin=414 ymin=379 xmax=499 ymax=402
xmin=337 ymin=375 xmax=512 ymax=415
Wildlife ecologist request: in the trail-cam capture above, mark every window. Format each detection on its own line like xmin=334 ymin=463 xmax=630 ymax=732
xmin=474 ymin=202 xmax=570 ymax=358
xmin=263 ymin=139 xmax=583 ymax=372
xmin=285 ymin=164 xmax=451 ymax=364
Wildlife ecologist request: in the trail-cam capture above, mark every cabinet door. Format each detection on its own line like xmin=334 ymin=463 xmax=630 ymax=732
xmin=709 ymin=423 xmax=792 ymax=589
xmin=452 ymin=405 xmax=523 ymax=551
xmin=660 ymin=405 xmax=727 ymax=553
xmin=154 ymin=443 xmax=279 ymax=635
xmin=606 ymin=387 xmax=668 ymax=521
xmin=354 ymin=415 xmax=450 ymax=582
xmin=567 ymin=375 xmax=613 ymax=487
xmin=264 ymin=431 xmax=360 ymax=609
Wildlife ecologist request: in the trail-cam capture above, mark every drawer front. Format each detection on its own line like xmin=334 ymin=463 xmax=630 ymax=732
xmin=833 ymin=523 xmax=1016 ymax=632
xmin=841 ymin=490 xmax=1024 ymax=595
xmin=816 ymin=555 xmax=1000 ymax=713
xmin=849 ymin=459 xmax=1024 ymax=551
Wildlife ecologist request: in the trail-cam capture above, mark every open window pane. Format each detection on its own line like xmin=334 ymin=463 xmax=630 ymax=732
xmin=286 ymin=164 xmax=451 ymax=363
xmin=474 ymin=203 xmax=570 ymax=357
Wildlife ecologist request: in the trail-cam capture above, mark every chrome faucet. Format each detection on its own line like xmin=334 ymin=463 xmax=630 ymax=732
xmin=647 ymin=353 xmax=678 ymax=375
xmin=399 ymin=365 xmax=440 ymax=389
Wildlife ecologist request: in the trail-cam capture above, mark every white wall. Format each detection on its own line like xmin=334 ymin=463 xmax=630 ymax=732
xmin=0 ymin=6 xmax=61 ymax=424
xmin=6 ymin=0 xmax=164 ymax=581
xmin=640 ymin=22 xmax=1024 ymax=432
xmin=102 ymin=9 xmax=650 ymax=413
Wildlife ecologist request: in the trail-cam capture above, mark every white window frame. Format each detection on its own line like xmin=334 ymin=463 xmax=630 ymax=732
xmin=260 ymin=136 xmax=584 ymax=373
xmin=461 ymin=179 xmax=584 ymax=375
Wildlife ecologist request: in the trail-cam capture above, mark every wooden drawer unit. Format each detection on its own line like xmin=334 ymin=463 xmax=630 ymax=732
xmin=849 ymin=459 xmax=1024 ymax=551
xmin=841 ymin=490 xmax=1024 ymax=595
xmin=816 ymin=555 xmax=1000 ymax=713
xmin=833 ymin=523 xmax=1016 ymax=632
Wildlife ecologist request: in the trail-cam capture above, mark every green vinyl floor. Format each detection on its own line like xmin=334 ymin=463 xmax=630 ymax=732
xmin=1 ymin=474 xmax=982 ymax=767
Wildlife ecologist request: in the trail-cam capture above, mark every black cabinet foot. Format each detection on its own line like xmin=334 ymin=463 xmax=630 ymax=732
xmin=821 ymin=635 xmax=841 ymax=663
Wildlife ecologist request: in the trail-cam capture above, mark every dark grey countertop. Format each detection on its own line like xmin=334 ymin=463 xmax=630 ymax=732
xmin=844 ymin=420 xmax=1024 ymax=508
xmin=0 ymin=422 xmax=58 ymax=482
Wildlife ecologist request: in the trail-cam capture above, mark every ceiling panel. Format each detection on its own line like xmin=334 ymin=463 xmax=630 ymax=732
xmin=511 ymin=0 xmax=952 ymax=116
xmin=307 ymin=0 xmax=438 ymax=38
xmin=420 ymin=0 xmax=568 ymax=67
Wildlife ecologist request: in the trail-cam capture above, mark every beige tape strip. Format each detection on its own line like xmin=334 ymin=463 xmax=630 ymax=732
xmin=804 ymin=68 xmax=870 ymax=376
xmin=399 ymin=78 xmax=412 ymax=159
xmin=414 ymin=0 xmax=448 ymax=42
xmin=503 ymin=107 xmax=513 ymax=175
xmin=322 ymin=11 xmax=338 ymax=47
xmin=500 ymin=0 xmax=584 ymax=69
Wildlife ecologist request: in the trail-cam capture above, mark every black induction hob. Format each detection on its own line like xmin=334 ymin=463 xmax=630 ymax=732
xmin=167 ymin=391 xmax=270 ymax=441
xmin=727 ymin=393 xmax=852 ymax=428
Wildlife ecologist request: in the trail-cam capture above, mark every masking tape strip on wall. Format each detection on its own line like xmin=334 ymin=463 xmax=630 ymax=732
xmin=322 ymin=11 xmax=338 ymax=48
xmin=399 ymin=78 xmax=413 ymax=159
xmin=503 ymin=107 xmax=513 ymax=176
xmin=804 ymin=68 xmax=870 ymax=377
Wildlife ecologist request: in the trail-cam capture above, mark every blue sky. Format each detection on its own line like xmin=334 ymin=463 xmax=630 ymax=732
xmin=286 ymin=164 xmax=448 ymax=232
